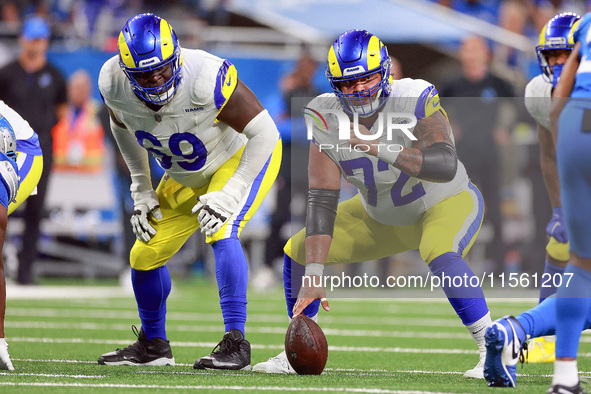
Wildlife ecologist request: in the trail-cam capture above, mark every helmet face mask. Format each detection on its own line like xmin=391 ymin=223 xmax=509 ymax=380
xmin=118 ymin=13 xmax=182 ymax=105
xmin=0 ymin=116 xmax=17 ymax=162
xmin=536 ymin=12 xmax=580 ymax=88
xmin=326 ymin=30 xmax=391 ymax=117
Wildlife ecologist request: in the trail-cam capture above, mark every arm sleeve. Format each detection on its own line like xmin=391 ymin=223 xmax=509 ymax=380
xmin=305 ymin=188 xmax=340 ymax=237
xmin=109 ymin=118 xmax=153 ymax=202
xmin=224 ymin=109 xmax=279 ymax=194
xmin=417 ymin=142 xmax=458 ymax=182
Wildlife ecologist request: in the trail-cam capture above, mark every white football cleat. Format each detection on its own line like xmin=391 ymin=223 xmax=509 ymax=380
xmin=463 ymin=352 xmax=485 ymax=379
xmin=252 ymin=350 xmax=295 ymax=374
xmin=0 ymin=339 xmax=14 ymax=371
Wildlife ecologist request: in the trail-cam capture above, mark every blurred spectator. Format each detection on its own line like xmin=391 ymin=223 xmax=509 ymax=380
xmin=255 ymin=53 xmax=319 ymax=291
xmin=447 ymin=0 xmax=502 ymax=24
xmin=0 ymin=15 xmax=67 ymax=284
xmin=440 ymin=36 xmax=515 ymax=273
xmin=195 ymin=0 xmax=230 ymax=26
xmin=74 ymin=0 xmax=133 ymax=49
xmin=0 ymin=1 xmax=21 ymax=67
xmin=493 ymin=0 xmax=531 ymax=83
xmin=52 ymin=69 xmax=105 ymax=173
xmin=1 ymin=1 xmax=20 ymax=29
xmin=279 ymin=53 xmax=319 ymax=116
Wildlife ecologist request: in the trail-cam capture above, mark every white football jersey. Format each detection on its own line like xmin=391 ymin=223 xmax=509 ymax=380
xmin=524 ymin=74 xmax=552 ymax=131
xmin=0 ymin=100 xmax=36 ymax=141
xmin=0 ymin=100 xmax=40 ymax=157
xmin=99 ymin=48 xmax=247 ymax=188
xmin=307 ymin=78 xmax=469 ymax=226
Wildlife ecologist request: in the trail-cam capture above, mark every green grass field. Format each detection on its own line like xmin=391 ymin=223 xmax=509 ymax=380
xmin=1 ymin=277 xmax=589 ymax=393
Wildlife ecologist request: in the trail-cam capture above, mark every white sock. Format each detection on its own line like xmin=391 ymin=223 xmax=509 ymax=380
xmin=0 ymin=338 xmax=6 ymax=348
xmin=466 ymin=312 xmax=491 ymax=355
xmin=288 ymin=313 xmax=318 ymax=323
xmin=552 ymin=360 xmax=579 ymax=387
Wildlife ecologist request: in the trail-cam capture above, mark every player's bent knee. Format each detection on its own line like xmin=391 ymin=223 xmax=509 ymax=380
xmin=130 ymin=242 xmax=168 ymax=271
xmin=283 ymin=239 xmax=293 ymax=258
xmin=419 ymin=243 xmax=450 ymax=266
xmin=283 ymin=235 xmax=306 ymax=264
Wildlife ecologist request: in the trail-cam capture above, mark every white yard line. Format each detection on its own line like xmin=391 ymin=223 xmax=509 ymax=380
xmin=6 ymin=284 xmax=539 ymax=304
xmin=7 ymin=336 xmax=591 ymax=357
xmin=0 ymin=382 xmax=458 ymax=393
xmin=4 ymin=308 xmax=473 ymax=327
xmin=8 ymin=364 xmax=591 ymax=379
xmin=7 ymin=319 xmax=591 ymax=342
xmin=0 ymin=372 xmax=104 ymax=378
xmin=6 ymin=285 xmax=134 ymax=299
xmin=3 ymin=320 xmax=473 ymax=339
xmin=8 ymin=337 xmax=477 ymax=354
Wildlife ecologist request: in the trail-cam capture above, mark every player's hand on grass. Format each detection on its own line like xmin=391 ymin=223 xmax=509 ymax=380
xmin=293 ymin=277 xmax=330 ymax=317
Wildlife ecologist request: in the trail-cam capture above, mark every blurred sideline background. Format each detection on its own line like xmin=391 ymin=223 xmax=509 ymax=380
xmin=0 ymin=0 xmax=581 ymax=291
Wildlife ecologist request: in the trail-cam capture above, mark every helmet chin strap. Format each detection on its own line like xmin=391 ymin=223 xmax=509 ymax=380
xmin=146 ymin=83 xmax=176 ymax=105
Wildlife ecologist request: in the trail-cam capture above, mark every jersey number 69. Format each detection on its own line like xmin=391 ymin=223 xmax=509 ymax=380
xmin=135 ymin=130 xmax=208 ymax=171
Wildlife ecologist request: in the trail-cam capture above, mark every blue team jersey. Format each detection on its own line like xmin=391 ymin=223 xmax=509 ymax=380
xmin=572 ymin=13 xmax=591 ymax=97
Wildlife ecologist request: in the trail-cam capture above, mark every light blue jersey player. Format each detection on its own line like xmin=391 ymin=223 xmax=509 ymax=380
xmin=523 ymin=11 xmax=580 ymax=364
xmin=484 ymin=12 xmax=591 ymax=394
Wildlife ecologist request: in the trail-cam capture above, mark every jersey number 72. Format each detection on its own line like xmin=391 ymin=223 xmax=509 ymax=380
xmin=340 ymin=157 xmax=426 ymax=207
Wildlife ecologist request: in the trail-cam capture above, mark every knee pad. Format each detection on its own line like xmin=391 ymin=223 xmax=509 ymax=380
xmin=546 ymin=237 xmax=570 ymax=262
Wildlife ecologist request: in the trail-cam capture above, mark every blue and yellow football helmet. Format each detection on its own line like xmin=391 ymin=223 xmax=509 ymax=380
xmin=536 ymin=12 xmax=580 ymax=88
xmin=118 ymin=13 xmax=182 ymax=105
xmin=0 ymin=115 xmax=17 ymax=162
xmin=326 ymin=29 xmax=391 ymax=117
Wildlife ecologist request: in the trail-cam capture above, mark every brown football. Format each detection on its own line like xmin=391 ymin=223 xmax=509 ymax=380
xmin=285 ymin=314 xmax=328 ymax=375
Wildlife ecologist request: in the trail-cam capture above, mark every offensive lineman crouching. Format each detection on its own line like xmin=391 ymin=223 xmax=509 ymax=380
xmin=254 ymin=29 xmax=491 ymax=378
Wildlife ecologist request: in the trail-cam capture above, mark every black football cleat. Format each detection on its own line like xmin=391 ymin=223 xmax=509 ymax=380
xmin=98 ymin=325 xmax=175 ymax=366
xmin=194 ymin=329 xmax=251 ymax=370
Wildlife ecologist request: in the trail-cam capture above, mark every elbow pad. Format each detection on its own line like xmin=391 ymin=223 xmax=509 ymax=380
xmin=305 ymin=188 xmax=340 ymax=237
xmin=417 ymin=142 xmax=458 ymax=182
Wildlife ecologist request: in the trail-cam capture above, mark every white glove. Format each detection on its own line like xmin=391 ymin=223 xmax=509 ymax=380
xmin=130 ymin=190 xmax=162 ymax=243
xmin=0 ymin=159 xmax=19 ymax=204
xmin=192 ymin=178 xmax=247 ymax=236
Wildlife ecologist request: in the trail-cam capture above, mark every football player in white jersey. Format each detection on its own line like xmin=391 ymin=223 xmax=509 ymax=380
xmin=253 ymin=29 xmax=491 ymax=378
xmin=0 ymin=100 xmax=44 ymax=370
xmin=520 ymin=12 xmax=581 ymax=364
xmin=96 ymin=13 xmax=281 ymax=370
